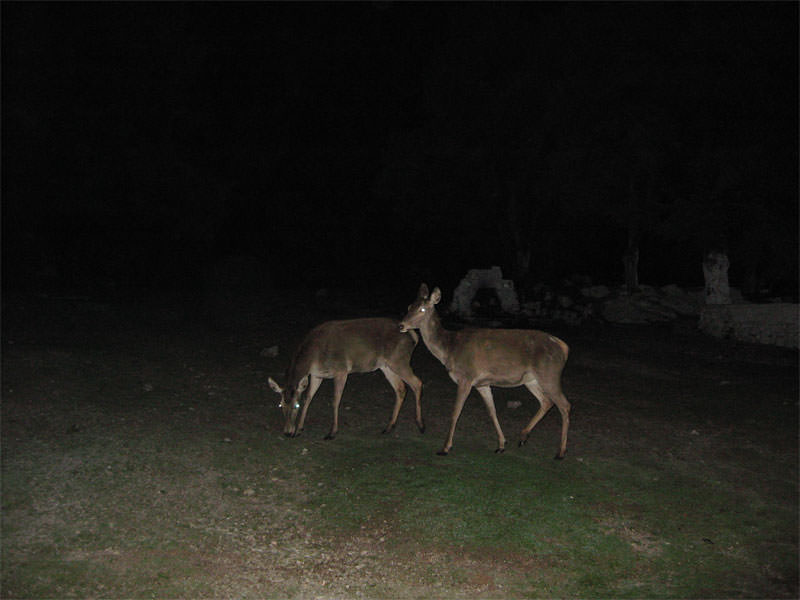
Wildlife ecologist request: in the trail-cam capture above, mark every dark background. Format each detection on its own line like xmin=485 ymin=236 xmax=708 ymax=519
xmin=3 ymin=2 xmax=797 ymax=300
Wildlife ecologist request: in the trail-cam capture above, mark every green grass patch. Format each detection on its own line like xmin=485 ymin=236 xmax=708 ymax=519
xmin=285 ymin=432 xmax=798 ymax=598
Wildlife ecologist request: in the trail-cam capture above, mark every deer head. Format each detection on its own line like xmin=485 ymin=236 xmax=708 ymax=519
xmin=399 ymin=283 xmax=441 ymax=332
xmin=268 ymin=375 xmax=309 ymax=436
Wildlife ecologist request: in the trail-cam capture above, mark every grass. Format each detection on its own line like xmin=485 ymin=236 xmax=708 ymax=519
xmin=1 ymin=294 xmax=797 ymax=597
xmin=3 ymin=414 xmax=797 ymax=597
xmin=279 ymin=431 xmax=797 ymax=598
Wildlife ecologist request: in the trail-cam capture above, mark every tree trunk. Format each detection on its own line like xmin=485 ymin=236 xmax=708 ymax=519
xmin=703 ymin=251 xmax=732 ymax=304
xmin=506 ymin=182 xmax=532 ymax=284
xmin=515 ymin=247 xmax=531 ymax=282
xmin=623 ymin=246 xmax=639 ymax=294
xmin=623 ymin=178 xmax=640 ymax=294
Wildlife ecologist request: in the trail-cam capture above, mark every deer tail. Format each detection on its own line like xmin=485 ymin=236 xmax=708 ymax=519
xmin=549 ymin=335 xmax=569 ymax=361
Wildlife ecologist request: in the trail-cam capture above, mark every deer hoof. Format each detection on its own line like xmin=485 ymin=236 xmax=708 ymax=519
xmin=518 ymin=439 xmax=528 ymax=447
xmin=381 ymin=426 xmax=393 ymax=434
xmin=436 ymin=449 xmax=449 ymax=456
xmin=324 ymin=434 xmax=336 ymax=441
xmin=495 ymin=447 xmax=505 ymax=454
xmin=417 ymin=422 xmax=426 ymax=434
xmin=554 ymin=453 xmax=566 ymax=460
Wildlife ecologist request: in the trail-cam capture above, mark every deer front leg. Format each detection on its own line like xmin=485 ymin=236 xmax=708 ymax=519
xmin=294 ymin=375 xmax=323 ymax=437
xmin=325 ymin=373 xmax=348 ymax=440
xmin=475 ymin=386 xmax=506 ymax=453
xmin=438 ymin=380 xmax=472 ymax=456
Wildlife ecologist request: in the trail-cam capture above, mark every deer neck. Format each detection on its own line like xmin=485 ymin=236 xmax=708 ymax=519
xmin=286 ymin=352 xmax=311 ymax=389
xmin=419 ymin=309 xmax=452 ymax=366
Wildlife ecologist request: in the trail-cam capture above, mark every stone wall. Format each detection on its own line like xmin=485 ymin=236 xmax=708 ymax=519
xmin=698 ymin=303 xmax=799 ymax=348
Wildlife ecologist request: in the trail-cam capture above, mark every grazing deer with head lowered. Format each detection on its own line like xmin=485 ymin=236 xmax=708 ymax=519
xmin=268 ymin=318 xmax=424 ymax=440
xmin=400 ymin=284 xmax=570 ymax=458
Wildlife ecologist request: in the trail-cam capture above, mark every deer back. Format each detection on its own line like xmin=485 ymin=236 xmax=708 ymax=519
xmin=291 ymin=318 xmax=416 ymax=380
xmin=446 ymin=327 xmax=568 ymax=388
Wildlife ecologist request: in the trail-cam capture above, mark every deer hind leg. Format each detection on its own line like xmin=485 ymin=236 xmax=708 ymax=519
xmin=379 ymin=367 xmax=406 ymax=434
xmin=439 ymin=380 xmax=472 ymax=456
xmin=408 ymin=373 xmax=424 ymax=433
xmin=295 ymin=375 xmax=323 ymax=437
xmin=519 ymin=379 xmax=570 ymax=459
xmin=325 ymin=373 xmax=348 ymax=440
xmin=518 ymin=380 xmax=554 ymax=448
xmin=385 ymin=363 xmax=424 ymax=433
xmin=551 ymin=388 xmax=571 ymax=460
xmin=476 ymin=385 xmax=506 ymax=453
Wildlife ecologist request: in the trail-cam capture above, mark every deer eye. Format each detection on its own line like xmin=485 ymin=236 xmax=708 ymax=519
xmin=419 ymin=306 xmax=426 ymax=313
xmin=294 ymin=402 xmax=300 ymax=409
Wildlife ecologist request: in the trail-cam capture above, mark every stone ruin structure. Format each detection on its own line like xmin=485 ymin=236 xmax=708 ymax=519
xmin=698 ymin=252 xmax=798 ymax=348
xmin=449 ymin=266 xmax=520 ymax=320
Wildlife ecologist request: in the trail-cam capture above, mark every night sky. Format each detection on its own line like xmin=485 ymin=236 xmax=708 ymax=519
xmin=3 ymin=2 xmax=798 ymax=298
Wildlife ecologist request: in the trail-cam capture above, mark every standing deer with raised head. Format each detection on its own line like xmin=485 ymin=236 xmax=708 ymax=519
xmin=268 ymin=318 xmax=424 ymax=439
xmin=399 ymin=284 xmax=570 ymax=458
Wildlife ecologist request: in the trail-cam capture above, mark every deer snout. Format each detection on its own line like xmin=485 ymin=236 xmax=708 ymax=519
xmin=399 ymin=322 xmax=408 ymax=333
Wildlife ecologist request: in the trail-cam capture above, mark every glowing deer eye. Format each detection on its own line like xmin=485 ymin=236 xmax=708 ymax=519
xmin=420 ymin=307 xmax=426 ymax=312
xmin=294 ymin=402 xmax=300 ymax=409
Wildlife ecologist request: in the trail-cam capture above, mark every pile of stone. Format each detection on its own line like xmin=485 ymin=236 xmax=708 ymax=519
xmin=699 ymin=303 xmax=798 ymax=348
xmin=519 ymin=282 xmax=703 ymax=326
xmin=447 ymin=266 xmax=797 ymax=348
xmin=597 ymin=284 xmax=706 ymax=324
xmin=448 ymin=268 xmax=707 ymax=327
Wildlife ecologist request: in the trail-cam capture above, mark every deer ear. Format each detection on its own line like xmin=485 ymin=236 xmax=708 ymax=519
xmin=430 ymin=287 xmax=442 ymax=304
xmin=268 ymin=377 xmax=283 ymax=394
xmin=297 ymin=376 xmax=309 ymax=393
xmin=418 ymin=283 xmax=429 ymax=299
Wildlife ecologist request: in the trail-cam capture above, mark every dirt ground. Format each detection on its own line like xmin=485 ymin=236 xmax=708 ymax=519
xmin=2 ymin=290 xmax=798 ymax=597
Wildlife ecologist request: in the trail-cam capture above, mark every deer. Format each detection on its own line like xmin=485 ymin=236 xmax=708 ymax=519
xmin=399 ymin=284 xmax=570 ymax=458
xmin=268 ymin=318 xmax=424 ymax=440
